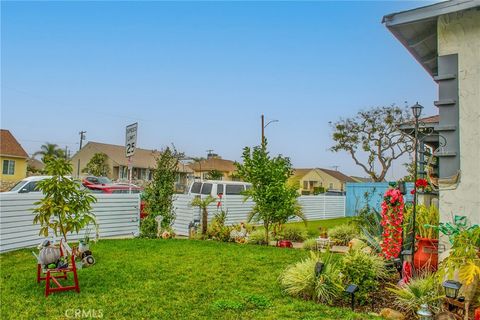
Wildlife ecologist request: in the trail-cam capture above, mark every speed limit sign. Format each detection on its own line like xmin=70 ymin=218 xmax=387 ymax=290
xmin=125 ymin=122 xmax=138 ymax=158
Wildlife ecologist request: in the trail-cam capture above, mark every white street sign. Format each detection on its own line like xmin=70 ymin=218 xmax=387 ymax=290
xmin=125 ymin=122 xmax=138 ymax=157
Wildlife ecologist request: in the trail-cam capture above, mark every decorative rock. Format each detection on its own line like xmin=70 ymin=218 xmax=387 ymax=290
xmin=379 ymin=308 xmax=406 ymax=320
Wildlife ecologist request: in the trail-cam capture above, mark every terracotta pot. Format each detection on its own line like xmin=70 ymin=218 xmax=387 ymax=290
xmin=414 ymin=237 xmax=439 ymax=271
xmin=277 ymin=240 xmax=293 ymax=248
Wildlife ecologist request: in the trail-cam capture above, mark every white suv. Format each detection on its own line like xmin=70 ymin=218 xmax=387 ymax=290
xmin=2 ymin=176 xmax=51 ymax=194
xmin=188 ymin=180 xmax=251 ymax=198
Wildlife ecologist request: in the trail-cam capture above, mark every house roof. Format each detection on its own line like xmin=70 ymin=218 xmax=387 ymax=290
xmin=187 ymin=157 xmax=237 ymax=172
xmin=76 ymin=141 xmax=193 ymax=173
xmin=292 ymin=168 xmax=356 ymax=183
xmin=27 ymin=158 xmax=45 ymax=170
xmin=319 ymin=168 xmax=357 ymax=183
xmin=382 ymin=0 xmax=479 ymax=77
xmin=350 ymin=176 xmax=375 ymax=183
xmin=0 ymin=129 xmax=28 ymax=159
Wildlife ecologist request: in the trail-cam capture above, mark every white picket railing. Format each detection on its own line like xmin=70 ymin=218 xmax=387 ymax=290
xmin=0 ymin=193 xmax=140 ymax=253
xmin=172 ymin=194 xmax=345 ymax=236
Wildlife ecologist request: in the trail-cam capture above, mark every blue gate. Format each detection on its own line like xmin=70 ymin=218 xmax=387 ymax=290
xmin=345 ymin=182 xmax=414 ymax=217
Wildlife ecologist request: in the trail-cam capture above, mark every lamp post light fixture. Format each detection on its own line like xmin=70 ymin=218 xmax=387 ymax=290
xmin=344 ymin=284 xmax=359 ymax=311
xmin=261 ymin=114 xmax=279 ymax=147
xmin=417 ymin=303 xmax=433 ymax=320
xmin=410 ymin=102 xmax=424 ymax=263
xmin=442 ymin=280 xmax=462 ymax=299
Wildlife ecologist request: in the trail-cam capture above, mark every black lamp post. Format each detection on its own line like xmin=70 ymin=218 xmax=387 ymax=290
xmin=410 ymin=102 xmax=424 ymax=261
xmin=442 ymin=280 xmax=462 ymax=299
xmin=315 ymin=262 xmax=324 ymax=277
xmin=345 ymin=284 xmax=359 ymax=311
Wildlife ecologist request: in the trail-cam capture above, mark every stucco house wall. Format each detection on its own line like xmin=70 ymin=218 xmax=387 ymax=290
xmin=437 ymin=9 xmax=480 ymax=227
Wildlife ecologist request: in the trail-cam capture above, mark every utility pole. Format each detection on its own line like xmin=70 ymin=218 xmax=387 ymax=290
xmin=64 ymin=146 xmax=69 ymax=160
xmin=77 ymin=131 xmax=86 ymax=177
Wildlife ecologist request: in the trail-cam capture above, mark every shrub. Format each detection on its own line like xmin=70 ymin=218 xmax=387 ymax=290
xmin=387 ymin=273 xmax=442 ymax=316
xmin=328 ymin=224 xmax=358 ymax=245
xmin=339 ymin=249 xmax=387 ymax=304
xmin=302 ymin=238 xmax=318 ymax=251
xmin=276 ymin=225 xmax=308 ymax=242
xmin=140 ymin=217 xmax=158 ymax=238
xmin=207 ymin=211 xmax=233 ymax=242
xmin=248 ymin=229 xmax=270 ymax=245
xmin=279 ymin=252 xmax=343 ymax=304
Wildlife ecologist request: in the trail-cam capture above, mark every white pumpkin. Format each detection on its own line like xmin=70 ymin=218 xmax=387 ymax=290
xmin=39 ymin=246 xmax=61 ymax=265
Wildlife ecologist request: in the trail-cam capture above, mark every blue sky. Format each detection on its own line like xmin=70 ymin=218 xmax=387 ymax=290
xmin=1 ymin=1 xmax=437 ymax=179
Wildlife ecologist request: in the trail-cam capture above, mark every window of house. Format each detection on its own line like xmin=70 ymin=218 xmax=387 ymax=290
xmin=329 ymin=183 xmax=334 ymax=189
xmin=2 ymin=160 xmax=15 ymax=175
xmin=303 ymin=181 xmax=309 ymax=189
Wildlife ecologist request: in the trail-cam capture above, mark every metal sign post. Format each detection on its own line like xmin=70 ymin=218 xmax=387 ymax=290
xmin=125 ymin=123 xmax=138 ymax=194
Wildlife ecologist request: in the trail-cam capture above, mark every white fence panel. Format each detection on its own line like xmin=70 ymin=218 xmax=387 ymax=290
xmin=0 ymin=193 xmax=140 ymax=253
xmin=172 ymin=194 xmax=196 ymax=236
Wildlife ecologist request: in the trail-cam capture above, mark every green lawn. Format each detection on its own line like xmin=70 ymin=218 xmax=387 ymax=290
xmin=0 ymin=239 xmax=378 ymax=320
xmin=286 ymin=217 xmax=352 ymax=237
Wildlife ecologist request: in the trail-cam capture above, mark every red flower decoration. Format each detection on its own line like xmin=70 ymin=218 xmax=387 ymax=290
xmin=380 ymin=188 xmax=404 ymax=260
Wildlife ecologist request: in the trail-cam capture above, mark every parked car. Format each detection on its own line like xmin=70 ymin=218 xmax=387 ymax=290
xmin=86 ymin=184 xmax=143 ymax=194
xmin=2 ymin=176 xmax=51 ymax=194
xmin=82 ymin=176 xmax=113 ymax=187
xmin=188 ymin=180 xmax=251 ymax=198
xmin=324 ymin=190 xmax=345 ymax=196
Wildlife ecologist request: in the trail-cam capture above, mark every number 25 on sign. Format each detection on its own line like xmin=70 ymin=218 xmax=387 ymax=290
xmin=125 ymin=123 xmax=138 ymax=158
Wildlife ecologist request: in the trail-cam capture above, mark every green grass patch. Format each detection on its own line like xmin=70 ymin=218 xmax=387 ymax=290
xmin=0 ymin=239 xmax=377 ymax=319
xmin=286 ymin=217 xmax=352 ymax=238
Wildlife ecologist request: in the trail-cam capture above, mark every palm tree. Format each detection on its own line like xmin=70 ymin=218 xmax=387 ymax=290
xmin=34 ymin=143 xmax=65 ymax=163
xmin=191 ymin=195 xmax=216 ymax=236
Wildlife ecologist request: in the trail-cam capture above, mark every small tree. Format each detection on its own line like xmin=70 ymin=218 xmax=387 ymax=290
xmin=235 ymin=141 xmax=303 ymax=244
xmin=82 ymin=152 xmax=110 ymax=176
xmin=33 ymin=158 xmax=97 ymax=241
xmin=143 ymin=146 xmax=183 ymax=231
xmin=205 ymin=169 xmax=223 ymax=180
xmin=191 ymin=195 xmax=216 ymax=236
xmin=330 ymin=105 xmax=412 ymax=182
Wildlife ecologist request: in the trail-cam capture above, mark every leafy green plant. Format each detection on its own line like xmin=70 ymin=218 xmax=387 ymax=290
xmin=328 ymin=224 xmax=358 ymax=246
xmin=205 ymin=169 xmax=224 ymax=180
xmin=140 ymin=216 xmax=158 ymax=238
xmin=403 ymin=204 xmax=439 ymax=239
xmin=191 ymin=195 xmax=217 ymax=236
xmin=33 ymin=158 xmax=97 ymax=241
xmin=207 ymin=210 xmax=233 ymax=242
xmin=279 ymin=252 xmax=343 ymax=304
xmin=302 ymin=238 xmax=318 ymax=251
xmin=247 ymin=229 xmax=270 ymax=245
xmin=275 ymin=225 xmax=308 ymax=242
xmin=82 ymin=152 xmax=110 ymax=176
xmin=235 ymin=140 xmax=304 ymax=244
xmin=339 ymin=249 xmax=387 ymax=304
xmin=143 ymin=146 xmax=183 ymax=230
xmin=387 ymin=273 xmax=442 ymax=316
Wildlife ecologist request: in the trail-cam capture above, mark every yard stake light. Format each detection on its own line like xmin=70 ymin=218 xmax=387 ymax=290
xmin=344 ymin=284 xmax=359 ymax=311
xmin=314 ymin=262 xmax=324 ymax=277
xmin=442 ymin=280 xmax=462 ymax=299
xmin=393 ymin=258 xmax=402 ymax=277
xmin=417 ymin=303 xmax=433 ymax=320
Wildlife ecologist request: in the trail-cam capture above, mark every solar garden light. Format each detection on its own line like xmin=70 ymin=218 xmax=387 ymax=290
xmin=344 ymin=284 xmax=359 ymax=311
xmin=393 ymin=258 xmax=403 ymax=277
xmin=416 ymin=303 xmax=433 ymax=320
xmin=442 ymin=280 xmax=462 ymax=299
xmin=314 ymin=262 xmax=324 ymax=277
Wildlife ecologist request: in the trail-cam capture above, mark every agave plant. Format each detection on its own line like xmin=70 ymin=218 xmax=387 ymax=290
xmin=279 ymin=252 xmax=343 ymax=304
xmin=387 ymin=273 xmax=442 ymax=316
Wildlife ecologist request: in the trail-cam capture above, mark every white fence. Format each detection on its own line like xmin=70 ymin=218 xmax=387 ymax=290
xmin=172 ymin=194 xmax=345 ymax=236
xmin=0 ymin=194 xmax=140 ymax=253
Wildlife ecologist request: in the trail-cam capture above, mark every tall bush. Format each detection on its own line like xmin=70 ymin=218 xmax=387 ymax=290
xmin=236 ymin=140 xmax=304 ymax=244
xmin=143 ymin=146 xmax=182 ymax=231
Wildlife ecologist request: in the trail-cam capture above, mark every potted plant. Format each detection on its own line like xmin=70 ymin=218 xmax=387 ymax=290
xmin=413 ymin=205 xmax=440 ymax=271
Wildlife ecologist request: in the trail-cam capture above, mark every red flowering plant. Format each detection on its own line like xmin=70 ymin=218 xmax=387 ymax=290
xmin=410 ymin=178 xmax=432 ymax=194
xmin=380 ymin=188 xmax=404 ymax=260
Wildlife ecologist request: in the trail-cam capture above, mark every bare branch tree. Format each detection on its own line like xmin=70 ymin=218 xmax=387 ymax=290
xmin=330 ymin=105 xmax=413 ymax=182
